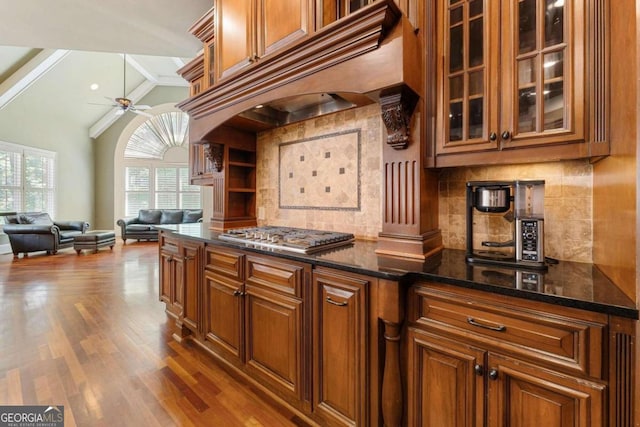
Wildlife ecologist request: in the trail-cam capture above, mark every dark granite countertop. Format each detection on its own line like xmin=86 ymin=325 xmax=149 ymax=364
xmin=158 ymin=223 xmax=638 ymax=319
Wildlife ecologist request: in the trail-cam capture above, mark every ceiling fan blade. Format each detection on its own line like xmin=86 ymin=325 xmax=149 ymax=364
xmin=88 ymin=102 xmax=115 ymax=107
xmin=132 ymin=109 xmax=153 ymax=118
xmin=115 ymin=109 xmax=125 ymax=116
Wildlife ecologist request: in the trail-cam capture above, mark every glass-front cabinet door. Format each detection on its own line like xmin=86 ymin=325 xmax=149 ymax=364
xmin=436 ymin=0 xmax=499 ymax=154
xmin=500 ymin=0 xmax=584 ymax=147
xmin=436 ymin=0 xmax=588 ymax=158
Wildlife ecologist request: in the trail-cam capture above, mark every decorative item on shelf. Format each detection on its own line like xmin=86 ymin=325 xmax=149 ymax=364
xmin=380 ymin=86 xmax=419 ymax=149
xmin=194 ymin=140 xmax=224 ymax=172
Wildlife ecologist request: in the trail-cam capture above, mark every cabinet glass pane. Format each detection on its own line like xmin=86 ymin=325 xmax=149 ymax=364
xmin=449 ymin=102 xmax=463 ymax=141
xmin=350 ymin=0 xmax=368 ymax=13
xmin=469 ymin=0 xmax=483 ymax=17
xmin=518 ymin=87 xmax=537 ymax=133
xmin=544 ymin=81 xmax=564 ymax=130
xmin=450 ymin=75 xmax=464 ymax=99
xmin=450 ymin=25 xmax=463 ymax=72
xmin=469 ymin=17 xmax=484 ymax=67
xmin=469 ymin=98 xmax=484 ymax=139
xmin=469 ymin=71 xmax=483 ymax=96
xmin=518 ymin=0 xmax=537 ymax=54
xmin=518 ymin=58 xmax=536 ymax=85
xmin=543 ymin=51 xmax=563 ymax=80
xmin=450 ymin=6 xmax=463 ymax=24
xmin=545 ymin=0 xmax=564 ymax=47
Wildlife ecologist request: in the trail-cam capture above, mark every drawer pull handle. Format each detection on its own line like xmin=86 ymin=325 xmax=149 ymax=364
xmin=467 ymin=317 xmax=506 ymax=332
xmin=326 ymin=297 xmax=348 ymax=307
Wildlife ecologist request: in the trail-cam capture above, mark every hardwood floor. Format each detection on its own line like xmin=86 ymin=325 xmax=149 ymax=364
xmin=0 ymin=242 xmax=309 ymax=426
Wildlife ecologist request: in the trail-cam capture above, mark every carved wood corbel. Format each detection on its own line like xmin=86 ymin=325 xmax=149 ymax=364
xmin=203 ymin=142 xmax=223 ymax=172
xmin=380 ymin=86 xmax=419 ymax=149
xmin=194 ymin=141 xmax=223 ymax=172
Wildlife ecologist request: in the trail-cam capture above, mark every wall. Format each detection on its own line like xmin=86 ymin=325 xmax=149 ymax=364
xmin=0 ymin=57 xmax=94 ymax=224
xmin=439 ymin=160 xmax=593 ymax=263
xmin=256 ymin=104 xmax=383 ymax=239
xmin=93 ymin=86 xmax=189 ymax=229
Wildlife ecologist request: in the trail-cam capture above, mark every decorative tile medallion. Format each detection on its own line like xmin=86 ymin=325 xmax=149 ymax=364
xmin=279 ymin=130 xmax=361 ymax=210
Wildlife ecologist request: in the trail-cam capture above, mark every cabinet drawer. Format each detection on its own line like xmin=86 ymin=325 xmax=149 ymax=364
xmin=159 ymin=233 xmax=180 ymax=253
xmin=410 ymin=284 xmax=607 ymax=378
xmin=205 ymin=245 xmax=244 ymax=281
xmin=246 ymin=254 xmax=308 ymax=297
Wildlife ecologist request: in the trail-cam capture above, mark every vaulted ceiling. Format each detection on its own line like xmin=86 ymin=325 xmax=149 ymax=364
xmin=0 ymin=0 xmax=212 ymax=138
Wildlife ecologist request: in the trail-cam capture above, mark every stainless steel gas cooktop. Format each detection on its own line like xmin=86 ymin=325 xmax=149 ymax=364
xmin=218 ymin=226 xmax=355 ymax=254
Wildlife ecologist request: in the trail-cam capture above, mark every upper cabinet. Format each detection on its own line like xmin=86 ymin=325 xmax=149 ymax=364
xmin=215 ymin=0 xmax=311 ymax=82
xmin=433 ymin=0 xmax=609 ymax=167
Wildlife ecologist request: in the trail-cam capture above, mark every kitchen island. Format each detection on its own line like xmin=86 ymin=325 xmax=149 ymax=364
xmin=157 ymin=223 xmax=637 ymax=426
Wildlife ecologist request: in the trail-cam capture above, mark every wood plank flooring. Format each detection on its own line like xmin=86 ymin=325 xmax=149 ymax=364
xmin=0 ymin=242 xmax=309 ymax=426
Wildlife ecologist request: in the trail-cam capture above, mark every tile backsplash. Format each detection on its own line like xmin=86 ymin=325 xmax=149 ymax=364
xmin=256 ymin=104 xmax=383 ymax=239
xmin=256 ymin=105 xmax=594 ymax=262
xmin=438 ymin=160 xmax=593 ymax=262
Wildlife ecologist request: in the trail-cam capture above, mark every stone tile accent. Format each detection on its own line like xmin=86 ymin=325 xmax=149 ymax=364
xmin=257 ymin=104 xmax=383 ymax=239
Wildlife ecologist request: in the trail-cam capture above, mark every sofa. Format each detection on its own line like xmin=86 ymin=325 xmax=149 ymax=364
xmin=117 ymin=209 xmax=203 ymax=243
xmin=3 ymin=212 xmax=90 ymax=258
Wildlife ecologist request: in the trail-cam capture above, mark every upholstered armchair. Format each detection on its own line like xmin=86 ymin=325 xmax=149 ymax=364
xmin=3 ymin=212 xmax=89 ymax=258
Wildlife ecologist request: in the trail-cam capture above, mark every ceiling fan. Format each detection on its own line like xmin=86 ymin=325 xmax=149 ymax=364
xmin=99 ymin=53 xmax=153 ymax=118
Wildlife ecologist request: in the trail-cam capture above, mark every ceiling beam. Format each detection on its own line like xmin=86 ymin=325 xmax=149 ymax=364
xmin=89 ymin=79 xmax=157 ymax=139
xmin=0 ymin=49 xmax=70 ymax=110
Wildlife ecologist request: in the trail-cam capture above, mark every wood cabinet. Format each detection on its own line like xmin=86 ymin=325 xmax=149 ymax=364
xmin=203 ymin=245 xmax=246 ymax=365
xmin=433 ymin=0 xmax=609 ymax=167
xmin=244 ymin=253 xmax=310 ymax=405
xmin=202 ymin=246 xmax=311 ymax=406
xmin=215 ymin=0 xmax=311 ymax=82
xmin=189 ymin=142 xmax=216 ymax=185
xmin=312 ymin=267 xmax=369 ymax=427
xmin=190 ymin=126 xmax=257 ymax=230
xmin=407 ymin=281 xmax=615 ymax=427
xmin=159 ymin=232 xmax=203 ymax=336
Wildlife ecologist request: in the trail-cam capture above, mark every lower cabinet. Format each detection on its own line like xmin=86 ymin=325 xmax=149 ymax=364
xmin=245 ymin=285 xmax=304 ymax=400
xmin=408 ymin=327 xmax=606 ymax=427
xmin=407 ymin=281 xmax=615 ymax=427
xmin=312 ymin=267 xmax=369 ymax=427
xmin=202 ymin=246 xmax=311 ymax=408
xmin=159 ymin=232 xmax=203 ymax=334
xmin=203 ymin=245 xmax=245 ymax=365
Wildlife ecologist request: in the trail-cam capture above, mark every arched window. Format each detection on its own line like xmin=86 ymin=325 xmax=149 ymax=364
xmin=122 ymin=111 xmax=201 ymax=216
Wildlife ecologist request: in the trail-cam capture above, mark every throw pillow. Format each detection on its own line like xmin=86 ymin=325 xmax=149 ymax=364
xmin=161 ymin=210 xmax=183 ymax=224
xmin=182 ymin=209 xmax=203 ymax=223
xmin=4 ymin=215 xmax=19 ymax=224
xmin=138 ymin=209 xmax=162 ymax=224
xmin=29 ymin=213 xmax=54 ymax=225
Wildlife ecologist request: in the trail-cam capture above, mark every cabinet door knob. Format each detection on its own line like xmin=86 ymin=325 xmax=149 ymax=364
xmin=501 ymin=131 xmax=511 ymax=140
xmin=326 ymin=297 xmax=348 ymax=307
xmin=474 ymin=364 xmax=484 ymax=376
xmin=488 ymin=369 xmax=499 ymax=380
xmin=233 ymin=289 xmax=243 ymax=297
xmin=489 ymin=132 xmax=497 ymax=141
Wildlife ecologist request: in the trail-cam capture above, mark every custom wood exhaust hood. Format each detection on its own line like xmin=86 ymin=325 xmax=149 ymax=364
xmin=178 ymin=0 xmax=422 ymax=148
xmin=178 ymin=0 xmax=443 ymax=260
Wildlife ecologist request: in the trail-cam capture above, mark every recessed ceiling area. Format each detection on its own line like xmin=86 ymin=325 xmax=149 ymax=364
xmin=0 ymin=0 xmax=212 ymax=138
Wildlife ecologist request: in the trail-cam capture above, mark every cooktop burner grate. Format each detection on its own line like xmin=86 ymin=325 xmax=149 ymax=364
xmin=219 ymin=226 xmax=355 ymax=254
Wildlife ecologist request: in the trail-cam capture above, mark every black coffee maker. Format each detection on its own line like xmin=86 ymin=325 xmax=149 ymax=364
xmin=466 ymin=180 xmax=546 ymax=270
